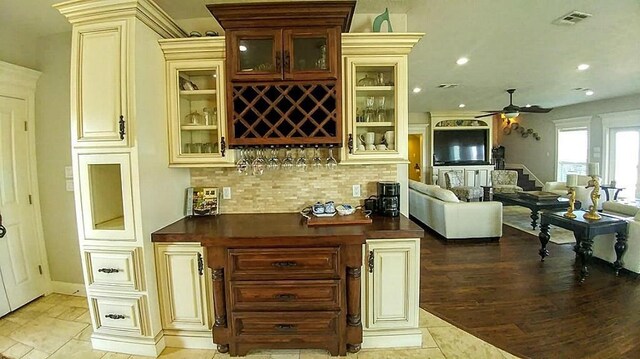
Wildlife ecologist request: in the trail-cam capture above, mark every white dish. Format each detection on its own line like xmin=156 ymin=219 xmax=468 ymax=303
xmin=313 ymin=212 xmax=336 ymax=218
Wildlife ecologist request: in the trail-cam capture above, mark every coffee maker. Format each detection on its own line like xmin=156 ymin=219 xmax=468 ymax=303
xmin=377 ymin=181 xmax=400 ymax=217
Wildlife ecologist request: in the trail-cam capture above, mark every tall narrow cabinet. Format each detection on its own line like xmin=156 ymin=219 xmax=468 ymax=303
xmin=55 ymin=1 xmax=189 ymax=356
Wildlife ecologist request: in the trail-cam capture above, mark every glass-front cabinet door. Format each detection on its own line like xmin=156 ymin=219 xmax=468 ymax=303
xmin=228 ymin=30 xmax=283 ymax=81
xmin=342 ymin=56 xmax=408 ymax=164
xmin=167 ymin=60 xmax=233 ymax=167
xmin=284 ymin=28 xmax=338 ymax=80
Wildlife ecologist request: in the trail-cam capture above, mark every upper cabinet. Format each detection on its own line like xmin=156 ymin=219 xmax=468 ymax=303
xmin=208 ymin=1 xmax=355 ymax=147
xmin=340 ymin=34 xmax=423 ymax=165
xmin=228 ymin=28 xmax=339 ymax=82
xmin=71 ymin=20 xmax=130 ymax=148
xmin=160 ymin=37 xmax=235 ymax=167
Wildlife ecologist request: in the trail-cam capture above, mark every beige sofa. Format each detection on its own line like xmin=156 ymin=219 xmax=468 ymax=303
xmin=409 ymin=180 xmax=503 ymax=240
xmin=592 ymin=201 xmax=640 ymax=274
xmin=543 ymin=175 xmax=606 ymax=210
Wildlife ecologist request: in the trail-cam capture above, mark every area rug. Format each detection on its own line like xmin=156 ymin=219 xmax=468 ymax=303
xmin=502 ymin=205 xmax=576 ymax=244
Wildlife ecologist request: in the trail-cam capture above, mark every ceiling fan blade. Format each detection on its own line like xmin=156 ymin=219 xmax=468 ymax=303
xmin=482 ymin=110 xmax=502 ymax=113
xmin=521 ymin=105 xmax=553 ymax=113
xmin=475 ymin=112 xmax=499 ymax=118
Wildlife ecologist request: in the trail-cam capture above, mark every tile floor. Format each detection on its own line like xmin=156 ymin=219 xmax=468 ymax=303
xmin=0 ymin=294 xmax=520 ymax=359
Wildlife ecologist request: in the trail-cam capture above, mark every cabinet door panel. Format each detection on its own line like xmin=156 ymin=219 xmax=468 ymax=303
xmin=73 ymin=21 xmax=129 ymax=147
xmin=364 ymin=239 xmax=419 ymax=330
xmin=284 ymin=27 xmax=339 ymax=81
xmin=155 ymin=244 xmax=211 ymax=332
xmin=227 ymin=30 xmax=282 ymax=81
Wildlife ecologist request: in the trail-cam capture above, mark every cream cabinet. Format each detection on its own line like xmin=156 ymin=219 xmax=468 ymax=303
xmin=155 ymin=243 xmax=213 ymax=348
xmin=160 ymin=38 xmax=234 ymax=167
xmin=340 ymin=34 xmax=422 ymax=165
xmin=362 ymin=238 xmax=421 ymax=348
xmin=71 ymin=20 xmax=130 ymax=147
xmin=56 ymin=0 xmax=189 ymax=357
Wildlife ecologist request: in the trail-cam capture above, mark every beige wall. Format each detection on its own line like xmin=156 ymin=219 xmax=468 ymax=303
xmin=0 ymin=27 xmax=39 ymax=69
xmin=34 ymin=32 xmax=83 ymax=284
xmin=498 ymin=94 xmax=640 ymax=183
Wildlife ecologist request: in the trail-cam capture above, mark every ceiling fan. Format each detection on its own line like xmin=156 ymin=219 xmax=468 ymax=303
xmin=475 ymin=89 xmax=552 ymax=119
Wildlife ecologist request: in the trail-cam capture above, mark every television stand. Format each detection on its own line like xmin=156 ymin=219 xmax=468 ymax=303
xmin=430 ymin=164 xmax=495 ymax=187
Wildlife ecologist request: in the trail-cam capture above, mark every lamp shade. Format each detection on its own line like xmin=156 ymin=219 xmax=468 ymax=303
xmin=504 ymin=111 xmax=519 ymax=118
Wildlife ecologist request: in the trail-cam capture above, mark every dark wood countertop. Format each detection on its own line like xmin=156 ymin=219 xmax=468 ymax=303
xmin=151 ymin=213 xmax=424 ymax=246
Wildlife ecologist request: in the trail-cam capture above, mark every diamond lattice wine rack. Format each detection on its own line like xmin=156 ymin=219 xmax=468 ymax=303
xmin=229 ymin=82 xmax=340 ymax=146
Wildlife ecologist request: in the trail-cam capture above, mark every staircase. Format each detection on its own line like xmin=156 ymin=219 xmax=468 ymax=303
xmin=507 ymin=167 xmax=542 ymax=191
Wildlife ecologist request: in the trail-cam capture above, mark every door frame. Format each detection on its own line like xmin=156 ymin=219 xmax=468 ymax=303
xmin=408 ymin=124 xmax=428 ymax=183
xmin=602 ymin=110 xmax=640 ymax=198
xmin=0 ymin=61 xmax=50 ymax=295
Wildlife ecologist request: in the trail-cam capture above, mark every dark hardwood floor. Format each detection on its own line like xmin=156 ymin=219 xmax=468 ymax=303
xmin=419 ymin=224 xmax=640 ymax=359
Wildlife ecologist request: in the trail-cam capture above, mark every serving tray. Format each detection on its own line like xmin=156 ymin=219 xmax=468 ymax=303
xmin=306 ymin=210 xmax=372 ymax=226
xmin=518 ymin=191 xmax=561 ymax=201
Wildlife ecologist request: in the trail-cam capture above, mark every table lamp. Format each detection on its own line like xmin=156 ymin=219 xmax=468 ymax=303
xmin=584 ymin=162 xmax=602 ymax=220
xmin=564 ymin=174 xmax=578 ymax=219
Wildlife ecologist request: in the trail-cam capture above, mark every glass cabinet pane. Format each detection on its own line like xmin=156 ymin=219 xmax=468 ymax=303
xmin=238 ymin=38 xmax=276 ymax=73
xmin=354 ymin=65 xmax=396 ymax=152
xmin=178 ymin=69 xmax=220 ymax=157
xmin=292 ymin=36 xmax=328 ymax=71
xmin=88 ymin=164 xmax=124 ymax=230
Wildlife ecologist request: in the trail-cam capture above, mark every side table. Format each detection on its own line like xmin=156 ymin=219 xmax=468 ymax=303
xmin=600 ymin=184 xmax=624 ymax=201
xmin=538 ymin=210 xmax=628 ymax=283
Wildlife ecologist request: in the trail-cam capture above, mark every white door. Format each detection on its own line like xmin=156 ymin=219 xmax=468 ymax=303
xmin=0 ymin=95 xmax=44 ymax=313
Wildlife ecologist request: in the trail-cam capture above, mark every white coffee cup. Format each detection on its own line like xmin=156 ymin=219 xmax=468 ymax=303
xmin=366 ymin=144 xmax=376 ymax=151
xmin=376 ymin=144 xmax=387 ymax=151
xmin=384 ymin=131 xmax=395 ymax=144
xmin=357 ymin=144 xmax=365 ymax=151
xmin=387 ymin=143 xmax=395 ymax=150
xmin=365 ymin=132 xmax=376 ymax=145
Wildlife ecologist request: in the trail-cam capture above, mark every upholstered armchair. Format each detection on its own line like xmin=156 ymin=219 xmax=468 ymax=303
xmin=543 ymin=175 xmax=605 ymax=210
xmin=444 ymin=170 xmax=483 ymax=202
xmin=490 ymin=170 xmax=523 ymax=194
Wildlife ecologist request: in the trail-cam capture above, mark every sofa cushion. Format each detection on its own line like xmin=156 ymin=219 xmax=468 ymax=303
xmin=426 ymin=187 xmax=460 ymax=203
xmin=603 ymin=201 xmax=640 ymax=217
xmin=409 ymin=180 xmax=438 ymax=194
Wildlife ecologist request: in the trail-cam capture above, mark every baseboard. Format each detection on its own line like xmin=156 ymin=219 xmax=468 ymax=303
xmin=362 ymin=328 xmax=423 ymax=349
xmin=50 ymin=281 xmax=86 ymax=297
xmin=164 ymin=333 xmax=216 ymax=349
xmin=92 ymin=333 xmax=166 ymax=357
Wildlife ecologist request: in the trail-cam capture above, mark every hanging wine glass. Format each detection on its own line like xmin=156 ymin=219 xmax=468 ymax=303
xmin=296 ymin=147 xmax=307 ymax=172
xmin=282 ymin=147 xmax=294 ymax=170
xmin=236 ymin=148 xmax=249 ymax=175
xmin=312 ymin=146 xmax=323 ymax=170
xmin=267 ymin=147 xmax=280 ymax=171
xmin=326 ymin=146 xmax=337 ymax=170
xmin=252 ymin=148 xmax=265 ymax=176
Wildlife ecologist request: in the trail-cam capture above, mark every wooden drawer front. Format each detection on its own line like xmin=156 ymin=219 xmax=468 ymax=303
xmin=85 ymin=247 xmax=142 ymax=291
xmin=233 ymin=311 xmax=338 ymax=338
xmin=90 ymin=294 xmax=149 ymax=337
xmin=230 ymin=280 xmax=340 ymax=311
xmin=228 ymin=248 xmax=339 ymax=280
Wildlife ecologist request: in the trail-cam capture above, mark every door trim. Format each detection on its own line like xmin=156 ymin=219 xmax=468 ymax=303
xmin=0 ymin=61 xmax=51 ymax=296
xmin=408 ymin=124 xmax=429 ymax=183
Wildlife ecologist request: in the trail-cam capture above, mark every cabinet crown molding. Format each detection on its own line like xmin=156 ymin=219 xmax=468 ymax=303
xmin=54 ymin=0 xmax=186 ymax=38
xmin=159 ymin=37 xmax=226 ymax=61
xmin=0 ymin=61 xmax=41 ymax=90
xmin=342 ymin=33 xmax=423 ymax=55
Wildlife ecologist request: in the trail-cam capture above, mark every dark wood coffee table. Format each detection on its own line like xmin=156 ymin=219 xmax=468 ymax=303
xmin=493 ymin=192 xmax=581 ymax=230
xmin=538 ymin=210 xmax=628 ymax=283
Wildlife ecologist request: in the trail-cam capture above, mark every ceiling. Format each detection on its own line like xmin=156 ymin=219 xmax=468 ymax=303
xmin=4 ymin=0 xmax=640 ymax=113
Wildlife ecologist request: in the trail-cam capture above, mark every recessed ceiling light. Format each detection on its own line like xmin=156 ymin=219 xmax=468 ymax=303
xmin=577 ymin=64 xmax=590 ymax=71
xmin=525 ymin=104 xmax=532 ymax=108
xmin=585 ymin=90 xmax=594 ymax=96
xmin=412 ymin=87 xmax=422 ymax=93
xmin=456 ymin=57 xmax=469 ymax=65
xmin=458 ymin=104 xmax=466 ymax=108
xmin=239 ymin=45 xmax=248 ymax=52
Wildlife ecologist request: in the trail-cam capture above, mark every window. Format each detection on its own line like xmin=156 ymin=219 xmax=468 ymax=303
xmin=554 ymin=117 xmax=590 ymax=182
xmin=602 ymin=110 xmax=640 ymax=200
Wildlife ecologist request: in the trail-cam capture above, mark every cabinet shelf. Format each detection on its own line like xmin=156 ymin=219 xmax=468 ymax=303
xmin=179 ymin=89 xmax=217 ymax=96
xmin=355 ymin=122 xmax=394 ymax=127
xmin=180 ymin=125 xmax=218 ymax=131
xmin=355 ymin=86 xmax=394 ymax=92
xmin=94 ymin=216 xmax=125 ymax=230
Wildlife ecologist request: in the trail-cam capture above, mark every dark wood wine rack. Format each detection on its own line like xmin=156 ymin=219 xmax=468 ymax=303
xmin=229 ymin=82 xmax=340 ymax=147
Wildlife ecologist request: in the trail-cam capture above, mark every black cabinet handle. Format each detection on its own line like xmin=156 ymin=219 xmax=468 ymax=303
xmin=271 ymin=261 xmax=297 ymax=268
xmin=119 ymin=115 xmax=125 ymax=140
xmin=105 ymin=314 xmax=126 ymax=320
xmin=220 ymin=136 xmax=226 ymax=157
xmin=275 ymin=324 xmax=296 ymax=331
xmin=0 ymin=214 xmax=5 ymax=238
xmin=284 ymin=50 xmax=290 ymax=70
xmin=274 ymin=293 xmax=297 ymax=301
xmin=197 ymin=252 xmax=204 ymax=276
xmin=368 ymin=250 xmax=374 ymax=273
xmin=348 ymin=134 xmax=354 ymax=154
xmin=98 ymin=268 xmax=120 ymax=274
xmin=275 ymin=51 xmax=282 ymax=72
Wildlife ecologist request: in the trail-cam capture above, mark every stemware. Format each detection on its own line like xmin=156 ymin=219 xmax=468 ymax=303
xmin=295 ymin=147 xmax=307 ymax=172
xmin=376 ymin=96 xmax=386 ymax=122
xmin=326 ymin=146 xmax=337 ymax=170
xmin=252 ymin=148 xmax=265 ymax=176
xmin=312 ymin=146 xmax=323 ymax=170
xmin=282 ymin=147 xmax=294 ymax=170
xmin=267 ymin=147 xmax=280 ymax=171
xmin=235 ymin=148 xmax=249 ymax=175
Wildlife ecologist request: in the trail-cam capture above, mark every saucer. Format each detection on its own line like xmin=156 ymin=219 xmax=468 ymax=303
xmin=313 ymin=212 xmax=336 ymax=217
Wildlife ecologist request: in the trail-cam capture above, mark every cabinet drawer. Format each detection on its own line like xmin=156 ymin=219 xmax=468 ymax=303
xmin=230 ymin=280 xmax=340 ymax=311
xmin=85 ymin=247 xmax=142 ymax=291
xmin=90 ymin=294 xmax=149 ymax=337
xmin=232 ymin=311 xmax=338 ymax=338
xmin=228 ymin=248 xmax=339 ymax=280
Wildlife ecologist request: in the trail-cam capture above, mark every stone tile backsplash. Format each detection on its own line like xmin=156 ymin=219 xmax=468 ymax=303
xmin=191 ymin=165 xmax=397 ymax=213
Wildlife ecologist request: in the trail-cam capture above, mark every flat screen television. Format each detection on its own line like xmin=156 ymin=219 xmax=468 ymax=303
xmin=433 ymin=129 xmax=489 ymax=166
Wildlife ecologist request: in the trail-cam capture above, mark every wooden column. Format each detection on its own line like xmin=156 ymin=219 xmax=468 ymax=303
xmin=344 ymin=243 xmax=363 ymax=353
xmin=207 ymin=246 xmax=229 ymax=353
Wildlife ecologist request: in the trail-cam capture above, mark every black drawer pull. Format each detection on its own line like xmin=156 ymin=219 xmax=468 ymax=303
xmin=98 ymin=268 xmax=120 ymax=274
xmin=275 ymin=324 xmax=296 ymax=331
xmin=104 ymin=314 xmax=126 ymax=320
xmin=271 ymin=261 xmax=297 ymax=268
xmin=274 ymin=293 xmax=297 ymax=301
